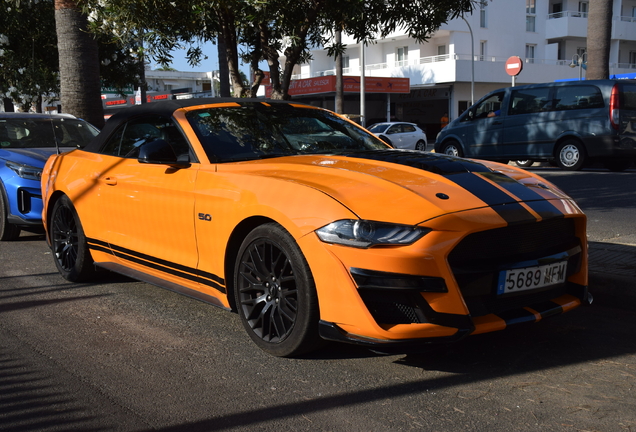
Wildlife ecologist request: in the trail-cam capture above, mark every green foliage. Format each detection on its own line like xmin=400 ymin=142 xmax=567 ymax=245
xmin=0 ymin=0 xmax=59 ymax=110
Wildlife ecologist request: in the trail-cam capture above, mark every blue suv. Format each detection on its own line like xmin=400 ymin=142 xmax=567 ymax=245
xmin=0 ymin=113 xmax=99 ymax=240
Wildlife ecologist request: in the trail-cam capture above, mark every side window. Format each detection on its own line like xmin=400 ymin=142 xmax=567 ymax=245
xmin=403 ymin=124 xmax=416 ymax=133
xmin=509 ymin=87 xmax=552 ymax=115
xmin=470 ymin=92 xmax=505 ymax=120
xmin=387 ymin=124 xmax=401 ymax=134
xmin=553 ymin=85 xmax=604 ymax=111
xmin=99 ymin=116 xmax=191 ymax=159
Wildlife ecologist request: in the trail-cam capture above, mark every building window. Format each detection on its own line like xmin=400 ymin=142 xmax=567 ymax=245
xmin=480 ymin=1 xmax=487 ymax=28
xmin=480 ymin=41 xmax=487 ymax=61
xmin=397 ymin=46 xmax=408 ymax=66
xmin=437 ymin=45 xmax=446 ymax=56
xmin=526 ymin=0 xmax=536 ymax=31
xmin=629 ymin=51 xmax=636 ymax=67
xmin=577 ymin=47 xmax=587 ymax=57
xmin=526 ymin=0 xmax=535 ymax=14
xmin=342 ymin=55 xmax=350 ymax=72
xmin=578 ymin=2 xmax=588 ymax=17
xmin=551 ymin=3 xmax=563 ymax=18
xmin=525 ymin=44 xmax=536 ymax=63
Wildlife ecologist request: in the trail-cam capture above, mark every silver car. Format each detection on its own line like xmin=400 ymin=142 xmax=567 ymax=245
xmin=367 ymin=122 xmax=428 ymax=151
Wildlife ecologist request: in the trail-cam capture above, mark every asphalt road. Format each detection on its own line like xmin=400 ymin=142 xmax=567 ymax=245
xmin=1 ymin=166 xmax=635 ymax=432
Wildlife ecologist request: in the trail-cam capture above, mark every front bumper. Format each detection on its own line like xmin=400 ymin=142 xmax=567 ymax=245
xmin=302 ymin=204 xmax=588 ymax=348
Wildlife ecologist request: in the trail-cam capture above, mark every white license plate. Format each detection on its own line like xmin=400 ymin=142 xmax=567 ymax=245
xmin=497 ymin=261 xmax=567 ymax=295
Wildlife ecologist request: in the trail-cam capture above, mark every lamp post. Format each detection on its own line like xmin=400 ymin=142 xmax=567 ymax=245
xmin=570 ymin=52 xmax=587 ymax=81
xmin=461 ymin=15 xmax=475 ymax=105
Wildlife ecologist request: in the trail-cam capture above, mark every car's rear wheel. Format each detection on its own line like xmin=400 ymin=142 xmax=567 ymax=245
xmin=234 ymin=223 xmax=321 ymax=357
xmin=555 ymin=139 xmax=586 ymax=171
xmin=415 ymin=140 xmax=427 ymax=151
xmin=50 ymin=195 xmax=96 ymax=282
xmin=515 ymin=160 xmax=535 ymax=168
xmin=441 ymin=141 xmax=463 ymax=157
xmin=0 ymin=190 xmax=21 ymax=241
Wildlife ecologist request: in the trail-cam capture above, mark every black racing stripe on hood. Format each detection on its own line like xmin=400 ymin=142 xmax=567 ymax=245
xmin=339 ymin=150 xmax=491 ymax=175
xmin=449 ymin=173 xmax=537 ymax=224
xmin=479 ymin=171 xmax=562 ymax=219
xmin=339 ymin=150 xmax=560 ymax=224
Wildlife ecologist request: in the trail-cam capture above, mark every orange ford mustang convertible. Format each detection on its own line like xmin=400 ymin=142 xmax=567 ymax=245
xmin=41 ymin=99 xmax=589 ymax=357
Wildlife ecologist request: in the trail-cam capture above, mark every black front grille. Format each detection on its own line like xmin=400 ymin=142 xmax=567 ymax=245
xmin=447 ymin=217 xmax=582 ymax=317
xmin=358 ymin=290 xmax=425 ymax=324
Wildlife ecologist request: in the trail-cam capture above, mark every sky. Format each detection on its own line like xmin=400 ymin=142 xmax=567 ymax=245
xmin=151 ymin=40 xmax=251 ymax=75
xmin=151 ymin=41 xmax=219 ymax=72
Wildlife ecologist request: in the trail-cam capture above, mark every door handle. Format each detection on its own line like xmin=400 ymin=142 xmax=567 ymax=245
xmin=103 ymin=177 xmax=117 ymax=186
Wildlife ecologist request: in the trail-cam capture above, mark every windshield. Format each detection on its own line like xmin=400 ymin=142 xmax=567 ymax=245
xmin=368 ymin=124 xmax=389 ymax=133
xmin=185 ymin=103 xmax=390 ymax=162
xmin=0 ymin=117 xmax=99 ymax=149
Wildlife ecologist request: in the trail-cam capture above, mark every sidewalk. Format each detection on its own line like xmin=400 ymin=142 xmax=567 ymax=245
xmin=587 ymin=241 xmax=636 ymax=309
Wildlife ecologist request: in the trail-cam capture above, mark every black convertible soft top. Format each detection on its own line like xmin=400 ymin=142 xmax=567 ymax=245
xmin=85 ymin=98 xmax=306 ymax=153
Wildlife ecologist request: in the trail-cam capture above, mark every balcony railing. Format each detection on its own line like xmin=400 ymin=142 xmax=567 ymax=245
xmin=548 ymin=11 xmax=636 ymax=22
xmin=290 ymin=54 xmax=636 ymax=80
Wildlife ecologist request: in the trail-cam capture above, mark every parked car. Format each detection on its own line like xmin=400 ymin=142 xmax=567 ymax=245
xmin=435 ymin=79 xmax=636 ymax=171
xmin=0 ymin=112 xmax=99 ymax=240
xmin=367 ymin=122 xmax=428 ymax=150
xmin=42 ymin=98 xmax=588 ymax=357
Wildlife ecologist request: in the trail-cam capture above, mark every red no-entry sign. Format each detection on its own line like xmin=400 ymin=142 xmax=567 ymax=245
xmin=505 ymin=56 xmax=523 ymax=76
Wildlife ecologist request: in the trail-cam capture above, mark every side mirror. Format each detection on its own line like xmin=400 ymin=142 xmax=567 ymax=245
xmin=138 ymin=139 xmax=190 ymax=168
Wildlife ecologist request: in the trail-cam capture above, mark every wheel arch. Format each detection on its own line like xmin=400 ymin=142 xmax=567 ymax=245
xmin=552 ymin=134 xmax=587 ymax=159
xmin=224 ymin=215 xmax=278 ymax=312
xmin=43 ymin=190 xmax=68 ymax=244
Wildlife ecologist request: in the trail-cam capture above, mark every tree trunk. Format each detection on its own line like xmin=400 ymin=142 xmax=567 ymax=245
xmin=3 ymin=98 xmax=14 ymax=112
xmin=54 ymin=0 xmax=104 ymax=128
xmin=217 ymin=34 xmax=231 ymax=98
xmin=335 ymin=29 xmax=343 ymax=114
xmin=586 ymin=0 xmax=613 ymax=80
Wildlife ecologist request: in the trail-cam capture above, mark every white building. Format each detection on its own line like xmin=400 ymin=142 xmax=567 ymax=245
xmin=284 ymin=0 xmax=636 ymax=139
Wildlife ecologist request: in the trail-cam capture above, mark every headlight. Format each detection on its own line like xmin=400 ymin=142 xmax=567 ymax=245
xmin=316 ymin=220 xmax=430 ymax=248
xmin=6 ymin=161 xmax=43 ymax=181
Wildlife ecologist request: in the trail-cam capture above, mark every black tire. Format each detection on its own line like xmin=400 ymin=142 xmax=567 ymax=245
xmin=441 ymin=141 xmax=463 ymax=157
xmin=0 ymin=189 xmax=21 ymax=241
xmin=49 ymin=195 xmax=96 ymax=282
xmin=515 ymin=160 xmax=535 ymax=168
xmin=604 ymin=159 xmax=633 ymax=172
xmin=415 ymin=140 xmax=427 ymax=151
xmin=234 ymin=223 xmax=321 ymax=357
xmin=555 ymin=139 xmax=586 ymax=171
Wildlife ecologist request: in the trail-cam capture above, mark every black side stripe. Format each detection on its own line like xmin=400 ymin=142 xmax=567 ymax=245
xmin=87 ymin=238 xmax=226 ymax=294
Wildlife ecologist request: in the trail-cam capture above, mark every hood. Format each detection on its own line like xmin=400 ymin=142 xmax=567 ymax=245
xmin=224 ymin=150 xmax=572 ymax=226
xmin=0 ymin=147 xmax=58 ymax=167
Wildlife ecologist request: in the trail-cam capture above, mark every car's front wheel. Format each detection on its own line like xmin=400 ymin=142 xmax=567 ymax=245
xmin=0 ymin=190 xmax=21 ymax=241
xmin=441 ymin=141 xmax=463 ymax=157
xmin=555 ymin=139 xmax=586 ymax=171
xmin=49 ymin=195 xmax=96 ymax=282
xmin=515 ymin=160 xmax=535 ymax=168
xmin=234 ymin=223 xmax=321 ymax=357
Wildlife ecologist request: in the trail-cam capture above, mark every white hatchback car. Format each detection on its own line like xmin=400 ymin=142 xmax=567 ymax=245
xmin=367 ymin=122 xmax=428 ymax=151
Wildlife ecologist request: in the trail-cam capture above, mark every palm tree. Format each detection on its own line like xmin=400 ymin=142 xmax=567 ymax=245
xmin=586 ymin=0 xmax=613 ymax=80
xmin=54 ymin=0 xmax=104 ymax=128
